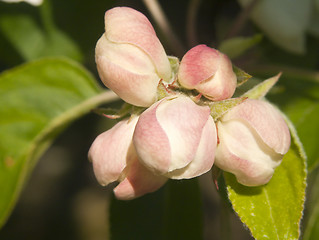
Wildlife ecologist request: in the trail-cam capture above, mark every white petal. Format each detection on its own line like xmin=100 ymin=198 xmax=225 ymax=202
xmin=88 ymin=117 xmax=138 ymax=186
xmin=167 ymin=116 xmax=217 ymax=179
xmin=215 ymin=120 xmax=282 ymax=186
xmin=113 ymin=153 xmax=167 ymax=200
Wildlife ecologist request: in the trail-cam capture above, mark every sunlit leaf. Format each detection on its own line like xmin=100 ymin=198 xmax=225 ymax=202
xmin=0 ymin=57 xmax=117 ymax=228
xmin=0 ymin=14 xmax=82 ymax=61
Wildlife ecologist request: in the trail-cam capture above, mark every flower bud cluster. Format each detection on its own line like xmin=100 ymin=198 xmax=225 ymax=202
xmin=89 ymin=7 xmax=291 ymax=199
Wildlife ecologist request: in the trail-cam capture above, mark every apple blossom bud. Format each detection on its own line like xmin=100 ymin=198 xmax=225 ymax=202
xmin=133 ymin=95 xmax=217 ymax=179
xmin=88 ymin=116 xmax=166 ymax=200
xmin=215 ymin=99 xmax=291 ymax=186
xmin=178 ymin=44 xmax=237 ymax=101
xmin=95 ymin=7 xmax=172 ymax=107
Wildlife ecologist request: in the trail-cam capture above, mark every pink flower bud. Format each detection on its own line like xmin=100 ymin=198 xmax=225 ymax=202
xmin=178 ymin=44 xmax=237 ymax=101
xmin=88 ymin=116 xmax=167 ymax=200
xmin=215 ymin=99 xmax=291 ymax=186
xmin=133 ymin=95 xmax=217 ymax=179
xmin=95 ymin=7 xmax=172 ymax=107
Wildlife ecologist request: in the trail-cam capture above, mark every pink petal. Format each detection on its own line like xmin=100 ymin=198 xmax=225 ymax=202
xmin=156 ymin=95 xmax=211 ymax=172
xmin=178 ymin=44 xmax=219 ymax=88
xmin=104 ymin=7 xmax=171 ymax=81
xmin=133 ymin=100 xmax=171 ymax=174
xmin=178 ymin=44 xmax=236 ymax=101
xmin=167 ymin=116 xmax=217 ymax=179
xmin=195 ymin=53 xmax=237 ymax=101
xmin=215 ymin=120 xmax=281 ymax=186
xmin=222 ymin=99 xmax=291 ymax=154
xmin=96 ymin=36 xmax=159 ymax=107
xmin=113 ymin=152 xmax=167 ymax=200
xmin=88 ymin=116 xmax=139 ymax=186
xmin=133 ymin=95 xmax=212 ymax=175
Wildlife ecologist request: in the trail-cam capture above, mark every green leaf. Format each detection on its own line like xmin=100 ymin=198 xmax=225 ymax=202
xmin=237 ymin=0 xmax=312 ymax=54
xmin=0 ymin=14 xmax=83 ymax=61
xmin=219 ymin=34 xmax=263 ymax=59
xmin=225 ymin=119 xmax=307 ymax=239
xmin=0 ymin=57 xmax=118 ymax=228
xmin=283 ymin=99 xmax=319 ymax=171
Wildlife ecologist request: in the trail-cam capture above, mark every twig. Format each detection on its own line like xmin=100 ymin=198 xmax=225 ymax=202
xmin=186 ymin=0 xmax=202 ymax=48
xmin=225 ymin=0 xmax=260 ymax=39
xmin=142 ymin=0 xmax=186 ymax=57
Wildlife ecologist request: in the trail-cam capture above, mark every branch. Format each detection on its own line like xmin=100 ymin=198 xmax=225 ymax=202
xmin=142 ymin=0 xmax=186 ymax=57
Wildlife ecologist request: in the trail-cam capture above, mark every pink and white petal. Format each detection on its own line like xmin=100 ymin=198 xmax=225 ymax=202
xmin=133 ymin=100 xmax=172 ymax=174
xmin=105 ymin=7 xmax=171 ymax=81
xmin=156 ymin=95 xmax=211 ymax=172
xmin=167 ymin=116 xmax=217 ymax=179
xmin=178 ymin=45 xmax=219 ymax=89
xmin=222 ymin=99 xmax=291 ymax=154
xmin=113 ymin=154 xmax=167 ymax=200
xmin=96 ymin=56 xmax=159 ymax=107
xmin=215 ymin=120 xmax=282 ymax=186
xmin=96 ymin=35 xmax=157 ymax=75
xmin=88 ymin=117 xmax=139 ymax=186
xmin=96 ymin=36 xmax=160 ymax=107
xmin=196 ymin=53 xmax=237 ymax=101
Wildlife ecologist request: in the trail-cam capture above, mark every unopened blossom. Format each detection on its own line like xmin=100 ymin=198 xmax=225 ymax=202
xmin=95 ymin=7 xmax=172 ymax=107
xmin=0 ymin=0 xmax=42 ymax=5
xmin=215 ymin=99 xmax=291 ymax=186
xmin=88 ymin=116 xmax=167 ymax=200
xmin=178 ymin=44 xmax=237 ymax=101
xmin=133 ymin=95 xmax=217 ymax=179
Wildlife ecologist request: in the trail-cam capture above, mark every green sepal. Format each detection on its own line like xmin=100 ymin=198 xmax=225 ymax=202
xmin=242 ymin=73 xmax=281 ymax=99
xmin=92 ymin=103 xmax=145 ymax=120
xmin=233 ymin=66 xmax=252 ymax=87
xmin=208 ymin=97 xmax=247 ymax=121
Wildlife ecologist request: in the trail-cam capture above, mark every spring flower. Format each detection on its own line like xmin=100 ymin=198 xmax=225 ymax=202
xmin=178 ymin=44 xmax=237 ymax=101
xmin=133 ymin=95 xmax=217 ymax=179
xmin=95 ymin=7 xmax=172 ymax=107
xmin=88 ymin=116 xmax=167 ymax=200
xmin=215 ymin=99 xmax=291 ymax=186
